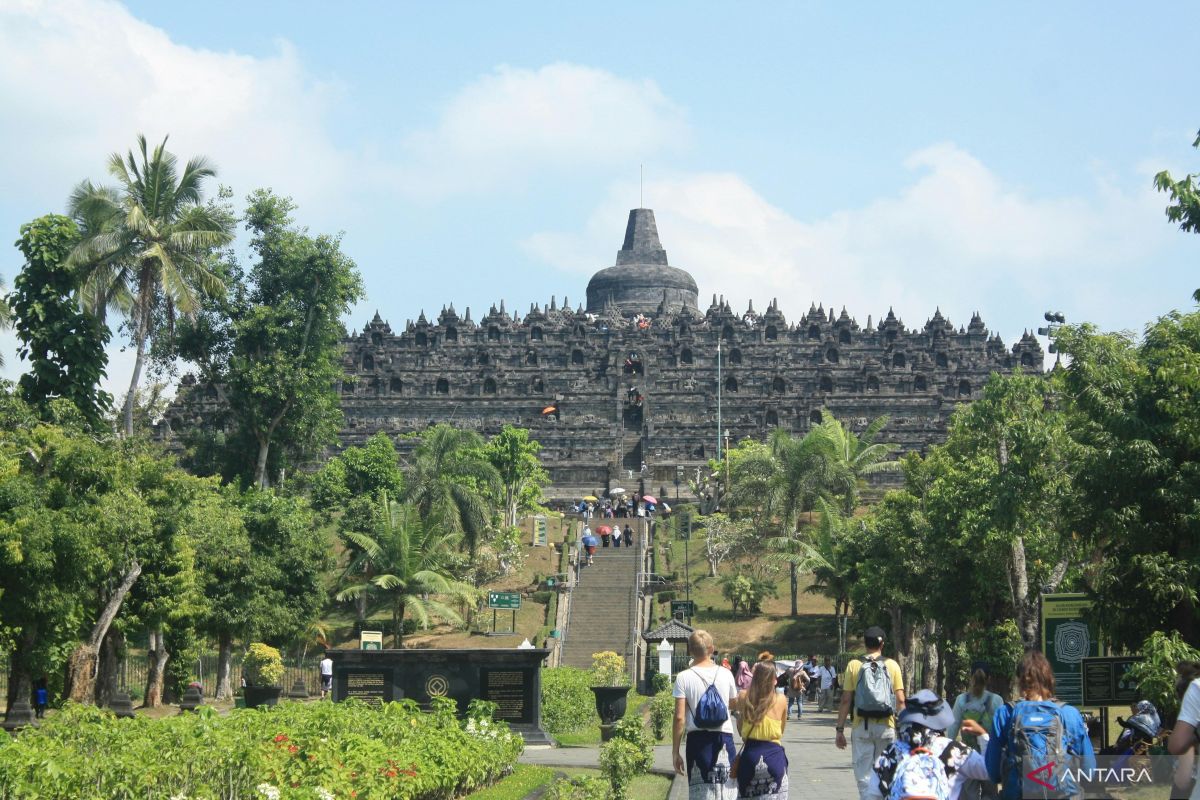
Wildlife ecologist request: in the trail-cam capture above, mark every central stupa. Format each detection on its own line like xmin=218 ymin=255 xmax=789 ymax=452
xmin=585 ymin=208 xmax=699 ymax=316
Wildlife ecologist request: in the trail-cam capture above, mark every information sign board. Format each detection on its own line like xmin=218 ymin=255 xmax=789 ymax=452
xmin=1041 ymin=593 xmax=1100 ymax=705
xmin=488 ymin=591 xmax=522 ymax=610
xmin=533 ymin=516 xmax=548 ymax=547
xmin=670 ymin=599 xmax=695 ymax=619
xmin=360 ymin=630 xmax=383 ymax=651
xmin=1081 ymin=656 xmax=1141 ymax=706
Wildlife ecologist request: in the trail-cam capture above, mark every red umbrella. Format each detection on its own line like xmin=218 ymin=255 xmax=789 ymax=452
xmin=541 ymin=406 xmax=558 ymax=415
xmin=596 ymin=525 xmax=613 ymax=535
xmin=641 ymin=495 xmax=658 ymax=505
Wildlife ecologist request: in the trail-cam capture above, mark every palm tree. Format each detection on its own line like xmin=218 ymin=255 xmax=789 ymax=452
xmin=68 ymin=135 xmax=232 ymax=435
xmin=402 ymin=424 xmax=500 ymax=559
xmin=811 ymin=413 xmax=901 ymax=513
xmin=0 ymin=277 xmax=10 ymax=366
xmin=336 ymin=496 xmax=474 ymax=647
xmin=803 ymin=498 xmax=858 ymax=654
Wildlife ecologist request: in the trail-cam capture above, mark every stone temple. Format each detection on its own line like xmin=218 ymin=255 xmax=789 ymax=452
xmin=166 ymin=209 xmax=1043 ymax=499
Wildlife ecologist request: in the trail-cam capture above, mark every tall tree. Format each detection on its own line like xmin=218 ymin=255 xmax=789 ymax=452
xmin=1153 ymin=128 xmax=1200 ymax=301
xmin=68 ymin=135 xmax=232 ymax=435
xmin=811 ymin=413 xmax=901 ymax=513
xmin=480 ymin=425 xmax=549 ymax=528
xmin=336 ymin=497 xmax=473 ymax=646
xmin=225 ymin=191 xmax=363 ymax=488
xmin=402 ymin=424 xmax=499 ymax=558
xmin=9 ymin=214 xmax=112 ymax=429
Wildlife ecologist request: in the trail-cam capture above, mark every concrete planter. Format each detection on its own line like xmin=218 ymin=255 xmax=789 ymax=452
xmin=590 ymin=685 xmax=629 ymax=725
xmin=243 ymin=685 xmax=282 ymax=709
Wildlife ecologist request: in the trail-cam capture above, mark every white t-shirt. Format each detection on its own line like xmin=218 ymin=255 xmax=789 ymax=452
xmin=673 ymin=664 xmax=738 ymax=734
xmin=319 ymin=657 xmax=333 ymax=676
xmin=1177 ymin=679 xmax=1200 ymax=800
xmin=817 ymin=665 xmax=838 ymax=690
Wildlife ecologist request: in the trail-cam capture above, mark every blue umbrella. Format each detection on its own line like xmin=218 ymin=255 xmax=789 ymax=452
xmin=582 ymin=534 xmax=599 ymax=547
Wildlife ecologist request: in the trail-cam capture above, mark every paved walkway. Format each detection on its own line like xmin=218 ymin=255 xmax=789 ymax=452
xmin=521 ymin=705 xmax=859 ymax=799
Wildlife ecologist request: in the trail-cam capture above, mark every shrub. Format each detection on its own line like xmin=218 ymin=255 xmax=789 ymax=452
xmin=656 ymin=590 xmax=676 ymax=603
xmin=590 ymin=651 xmax=629 ymax=687
xmin=0 ymin=697 xmax=523 ymax=799
xmin=1127 ymin=630 xmax=1200 ymax=723
xmin=650 ymin=672 xmax=672 ymax=694
xmin=242 ymin=642 xmax=285 ymax=687
xmin=649 ymin=689 xmax=674 ymax=740
xmin=541 ymin=667 xmax=599 ymax=734
xmin=599 ymin=718 xmax=654 ymax=800
xmin=544 ymin=775 xmax=609 ymax=800
xmin=531 ymin=590 xmax=553 ymax=605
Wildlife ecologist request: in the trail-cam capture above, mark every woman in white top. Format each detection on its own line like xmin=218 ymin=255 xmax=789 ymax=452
xmin=1168 ymin=661 xmax=1200 ymax=800
xmin=673 ymin=629 xmax=740 ymax=800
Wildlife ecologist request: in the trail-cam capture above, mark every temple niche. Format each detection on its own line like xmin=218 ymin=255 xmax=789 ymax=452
xmin=163 ymin=208 xmax=1043 ymax=499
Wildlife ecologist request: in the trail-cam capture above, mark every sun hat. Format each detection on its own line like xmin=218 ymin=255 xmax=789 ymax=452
xmin=898 ymin=689 xmax=956 ymax=732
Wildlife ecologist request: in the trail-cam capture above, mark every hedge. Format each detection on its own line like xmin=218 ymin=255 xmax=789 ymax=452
xmin=0 ymin=698 xmax=522 ymax=800
xmin=540 ymin=667 xmax=599 ymax=734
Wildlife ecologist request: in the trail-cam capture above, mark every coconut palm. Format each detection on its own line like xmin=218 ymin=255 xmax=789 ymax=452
xmin=811 ymin=412 xmax=901 ymax=513
xmin=803 ymin=498 xmax=859 ymax=654
xmin=402 ymin=424 xmax=500 ymax=558
xmin=68 ymin=135 xmax=233 ymax=435
xmin=336 ymin=496 xmax=474 ymax=647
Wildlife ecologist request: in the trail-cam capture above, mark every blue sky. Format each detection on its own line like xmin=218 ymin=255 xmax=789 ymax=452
xmin=2 ymin=1 xmax=1197 ymax=390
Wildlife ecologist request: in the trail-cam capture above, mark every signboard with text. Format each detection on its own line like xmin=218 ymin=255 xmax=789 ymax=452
xmin=532 ymin=516 xmax=548 ymax=547
xmin=1081 ymin=656 xmax=1141 ymax=706
xmin=360 ymin=630 xmax=383 ymax=651
xmin=1041 ymin=593 xmax=1100 ymax=705
xmin=671 ymin=600 xmax=695 ymax=619
xmin=488 ymin=591 xmax=522 ymax=610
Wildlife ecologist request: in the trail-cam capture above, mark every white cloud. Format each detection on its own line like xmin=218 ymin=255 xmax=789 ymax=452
xmin=395 ymin=63 xmax=688 ymax=198
xmin=524 ymin=144 xmax=1179 ymax=345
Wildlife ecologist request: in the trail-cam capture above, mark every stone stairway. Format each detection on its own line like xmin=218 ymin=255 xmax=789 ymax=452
xmin=560 ymin=530 xmax=642 ymax=671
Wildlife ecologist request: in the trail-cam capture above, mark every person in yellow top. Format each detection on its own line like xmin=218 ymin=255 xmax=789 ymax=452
xmin=730 ymin=660 xmax=789 ymax=798
xmin=834 ymin=626 xmax=906 ymax=800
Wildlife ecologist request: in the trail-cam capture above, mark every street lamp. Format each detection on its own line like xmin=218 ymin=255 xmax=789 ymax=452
xmin=1037 ymin=311 xmax=1066 ymax=365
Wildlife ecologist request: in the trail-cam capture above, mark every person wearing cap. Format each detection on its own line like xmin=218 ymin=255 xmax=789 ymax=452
xmin=835 ymin=626 xmax=906 ymax=800
xmin=866 ymin=689 xmax=991 ymax=800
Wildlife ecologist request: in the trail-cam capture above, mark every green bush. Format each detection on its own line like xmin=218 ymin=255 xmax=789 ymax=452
xmin=243 ymin=642 xmax=285 ymax=687
xmin=599 ymin=718 xmax=654 ymax=800
xmin=531 ymin=590 xmax=553 ymax=605
xmin=1127 ymin=630 xmax=1200 ymax=722
xmin=0 ymin=697 xmax=522 ymax=799
xmin=655 ymin=590 xmax=675 ymax=603
xmin=650 ymin=672 xmax=672 ymax=694
xmin=541 ymin=667 xmax=599 ymax=734
xmin=649 ymin=689 xmax=674 ymax=740
xmin=544 ymin=775 xmax=609 ymax=800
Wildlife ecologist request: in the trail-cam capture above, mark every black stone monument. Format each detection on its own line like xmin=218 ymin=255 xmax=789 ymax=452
xmin=328 ymin=648 xmax=551 ymax=744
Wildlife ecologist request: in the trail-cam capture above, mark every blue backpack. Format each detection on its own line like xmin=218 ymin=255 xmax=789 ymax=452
xmin=690 ymin=668 xmax=729 ymax=729
xmin=1006 ymin=700 xmax=1078 ymax=797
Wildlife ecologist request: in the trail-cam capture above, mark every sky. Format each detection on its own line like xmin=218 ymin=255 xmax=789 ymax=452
xmin=1 ymin=0 xmax=1198 ymax=392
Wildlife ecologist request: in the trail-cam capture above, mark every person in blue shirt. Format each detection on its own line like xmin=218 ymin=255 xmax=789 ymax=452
xmin=985 ymin=650 xmax=1095 ymax=799
xmin=34 ymin=680 xmax=48 ymax=718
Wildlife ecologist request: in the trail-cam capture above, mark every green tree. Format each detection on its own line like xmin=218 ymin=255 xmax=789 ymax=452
xmin=9 ymin=215 xmax=112 ymax=428
xmin=812 ymin=413 xmax=901 ymax=513
xmin=226 ymin=191 xmax=363 ymax=488
xmin=480 ymin=425 xmax=549 ymax=528
xmin=68 ymin=135 xmax=233 ymax=435
xmin=403 ymin=424 xmax=499 ymax=559
xmin=1153 ymin=128 xmax=1200 ymax=302
xmin=1057 ymin=316 xmax=1200 ymax=647
xmin=336 ymin=497 xmax=473 ymax=646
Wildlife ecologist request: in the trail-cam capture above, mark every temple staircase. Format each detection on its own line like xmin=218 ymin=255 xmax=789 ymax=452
xmin=559 ymin=521 xmax=643 ymax=672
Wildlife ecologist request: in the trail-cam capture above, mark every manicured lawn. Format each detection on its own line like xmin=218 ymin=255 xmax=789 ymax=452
xmin=464 ymin=764 xmax=556 ymax=799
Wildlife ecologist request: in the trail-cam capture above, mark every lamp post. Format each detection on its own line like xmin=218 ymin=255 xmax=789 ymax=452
xmin=1037 ymin=311 xmax=1066 ymax=367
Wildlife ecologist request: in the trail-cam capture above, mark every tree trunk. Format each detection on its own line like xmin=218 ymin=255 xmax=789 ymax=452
xmin=921 ymin=620 xmax=939 ymax=696
xmin=96 ymin=629 xmax=123 ymax=707
xmin=1009 ymin=535 xmax=1039 ymax=649
xmin=708 ymin=557 xmax=718 ymax=578
xmin=395 ymin=600 xmax=405 ymax=647
xmin=122 ymin=315 xmax=149 ymax=437
xmin=215 ymin=632 xmax=234 ymax=700
xmin=789 ymin=562 xmax=798 ymax=617
xmin=888 ymin=608 xmax=919 ymax=695
xmin=255 ymin=437 xmax=271 ymax=490
xmin=143 ymin=627 xmax=169 ymax=708
xmin=65 ymin=560 xmax=142 ymax=703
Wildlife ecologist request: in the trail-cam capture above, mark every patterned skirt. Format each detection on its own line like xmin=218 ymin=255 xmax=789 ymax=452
xmin=685 ymin=729 xmax=739 ymax=800
xmin=736 ymin=739 xmax=788 ymax=799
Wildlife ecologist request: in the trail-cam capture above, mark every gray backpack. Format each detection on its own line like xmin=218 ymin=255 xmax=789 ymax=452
xmin=854 ymin=656 xmax=896 ymax=719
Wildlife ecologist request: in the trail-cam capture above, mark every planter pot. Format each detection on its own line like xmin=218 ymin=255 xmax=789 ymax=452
xmin=590 ymin=685 xmax=630 ymax=725
xmin=243 ymin=685 xmax=283 ymax=709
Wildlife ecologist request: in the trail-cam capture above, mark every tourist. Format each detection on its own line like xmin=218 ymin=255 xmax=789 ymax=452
xmin=581 ymin=530 xmax=598 ymax=565
xmin=623 ymin=524 xmax=633 ymax=547
xmin=816 ymin=656 xmax=838 ymax=712
xmin=947 ymin=664 xmax=1003 ymax=799
xmin=732 ymin=656 xmax=753 ymax=691
xmin=319 ymin=651 xmax=333 ymax=699
xmin=34 ymin=680 xmax=48 ymax=718
xmin=673 ymin=629 xmax=739 ymax=799
xmin=785 ymin=662 xmax=808 ymax=720
xmin=803 ymin=655 xmax=819 ymax=703
xmin=1167 ymin=660 xmax=1200 ymax=800
xmin=612 ymin=527 xmax=621 ymax=548
xmin=865 ymin=690 xmax=990 ymax=800
xmin=600 ymin=526 xmax=611 ymax=547
xmin=731 ymin=660 xmax=790 ymax=798
xmin=984 ymin=650 xmax=1094 ymax=800
xmin=835 ymin=626 xmax=906 ymax=800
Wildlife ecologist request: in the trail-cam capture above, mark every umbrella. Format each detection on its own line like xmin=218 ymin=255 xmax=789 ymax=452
xmin=596 ymin=525 xmax=613 ymax=535
xmin=582 ymin=534 xmax=599 ymax=547
xmin=641 ymin=495 xmax=659 ymax=505
xmin=661 ymin=502 xmax=671 ymax=513
xmin=582 ymin=495 xmax=598 ymax=502
xmin=609 ymin=487 xmax=626 ymax=496
xmin=541 ymin=406 xmax=558 ymax=415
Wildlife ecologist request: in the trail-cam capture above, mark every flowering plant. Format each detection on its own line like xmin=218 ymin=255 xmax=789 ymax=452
xmin=590 ymin=651 xmax=629 ymax=687
xmin=243 ymin=643 xmax=285 ymax=687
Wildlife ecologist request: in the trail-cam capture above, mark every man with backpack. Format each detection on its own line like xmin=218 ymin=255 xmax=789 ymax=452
xmin=673 ymin=629 xmax=739 ymax=798
xmin=836 ymin=626 xmax=907 ymax=800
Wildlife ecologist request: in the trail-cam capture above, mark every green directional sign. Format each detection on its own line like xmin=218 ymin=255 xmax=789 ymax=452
xmin=533 ymin=516 xmax=548 ymax=547
xmin=488 ymin=591 xmax=522 ymax=610
xmin=671 ymin=600 xmax=695 ymax=619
